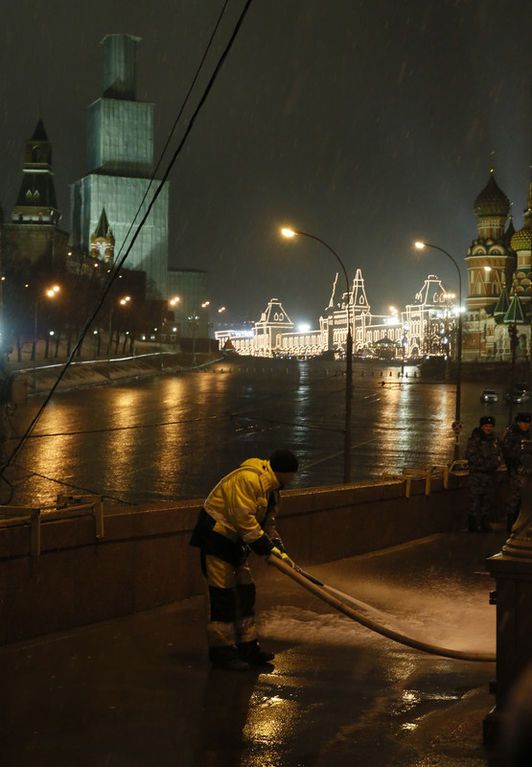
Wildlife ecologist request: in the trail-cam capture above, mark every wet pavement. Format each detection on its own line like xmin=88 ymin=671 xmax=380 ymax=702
xmin=4 ymin=358 xmax=512 ymax=507
xmin=1 ymin=532 xmax=507 ymax=766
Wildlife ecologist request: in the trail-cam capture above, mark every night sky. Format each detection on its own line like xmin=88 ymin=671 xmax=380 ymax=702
xmin=1 ymin=0 xmax=531 ymax=327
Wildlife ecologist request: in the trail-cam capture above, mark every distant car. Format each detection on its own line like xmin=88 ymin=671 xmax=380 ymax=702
xmin=505 ymin=384 xmax=530 ymax=404
xmin=480 ymin=389 xmax=498 ymax=403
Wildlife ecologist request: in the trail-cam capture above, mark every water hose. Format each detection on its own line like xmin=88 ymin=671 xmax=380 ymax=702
xmin=268 ymin=555 xmax=495 ymax=663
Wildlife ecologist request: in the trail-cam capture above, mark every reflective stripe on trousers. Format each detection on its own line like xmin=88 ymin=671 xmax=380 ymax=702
xmin=201 ymin=552 xmax=257 ymax=648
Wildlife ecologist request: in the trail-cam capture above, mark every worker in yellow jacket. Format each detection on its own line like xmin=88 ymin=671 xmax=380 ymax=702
xmin=190 ymin=449 xmax=299 ymax=670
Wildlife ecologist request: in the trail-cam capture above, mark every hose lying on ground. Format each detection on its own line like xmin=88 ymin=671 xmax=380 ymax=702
xmin=268 ymin=555 xmax=495 ymax=663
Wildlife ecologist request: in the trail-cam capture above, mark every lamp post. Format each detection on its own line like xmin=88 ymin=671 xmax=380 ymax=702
xmin=480 ymin=266 xmax=492 ymax=359
xmin=415 ymin=241 xmax=463 ymax=459
xmin=401 ymin=326 xmax=408 ymax=377
xmin=32 ymin=285 xmax=60 ymax=390
xmin=281 ymin=227 xmax=353 ymax=483
xmin=107 ymin=296 xmax=131 ymax=375
xmin=188 ymin=314 xmax=200 ymax=366
xmin=508 ymin=322 xmax=518 ymax=425
xmin=165 ymin=296 xmax=181 ymax=346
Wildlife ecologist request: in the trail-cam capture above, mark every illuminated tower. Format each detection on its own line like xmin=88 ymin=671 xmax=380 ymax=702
xmin=3 ymin=119 xmax=68 ymax=268
xmin=465 ymin=170 xmax=514 ymax=313
xmin=90 ymin=208 xmax=115 ymax=263
xmin=70 ymin=34 xmax=169 ymax=298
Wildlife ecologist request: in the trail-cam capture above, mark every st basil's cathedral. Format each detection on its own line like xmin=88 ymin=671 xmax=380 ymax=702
xmin=463 ymin=169 xmax=532 ymax=361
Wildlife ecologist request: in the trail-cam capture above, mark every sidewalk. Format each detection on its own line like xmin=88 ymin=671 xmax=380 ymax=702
xmin=1 ymin=533 xmax=506 ymax=767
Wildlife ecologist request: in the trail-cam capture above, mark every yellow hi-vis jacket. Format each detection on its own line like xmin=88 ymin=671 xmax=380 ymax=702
xmin=204 ymin=458 xmax=281 ymax=548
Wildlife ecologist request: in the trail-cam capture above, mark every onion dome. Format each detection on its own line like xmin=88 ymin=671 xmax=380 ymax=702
xmin=511 ymin=224 xmax=532 ymax=252
xmin=474 ymin=172 xmax=510 ymax=217
xmin=511 ymin=181 xmax=532 ymax=251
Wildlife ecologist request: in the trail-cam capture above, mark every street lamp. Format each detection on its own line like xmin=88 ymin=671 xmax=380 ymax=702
xmin=281 ymin=226 xmax=353 ymax=483
xmin=188 ymin=313 xmax=200 ymax=366
xmin=107 ymin=295 xmax=131 ymax=360
xmin=401 ymin=324 xmax=409 ymax=376
xmin=508 ymin=323 xmax=519 ymax=425
xmin=414 ymin=240 xmax=463 ymax=458
xmin=33 ymin=284 xmax=61 ymax=389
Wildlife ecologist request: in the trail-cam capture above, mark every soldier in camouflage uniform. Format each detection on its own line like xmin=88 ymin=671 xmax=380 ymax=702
xmin=465 ymin=415 xmax=503 ymax=532
xmin=502 ymin=412 xmax=531 ymax=532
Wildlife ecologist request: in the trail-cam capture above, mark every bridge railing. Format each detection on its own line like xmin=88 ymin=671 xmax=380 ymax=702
xmin=384 ymin=460 xmax=471 ymax=498
xmin=0 ymin=494 xmax=104 ymax=556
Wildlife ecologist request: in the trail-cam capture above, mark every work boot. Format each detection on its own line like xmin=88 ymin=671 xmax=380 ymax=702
xmin=209 ymin=645 xmax=250 ymax=671
xmin=237 ymin=639 xmax=275 ymax=665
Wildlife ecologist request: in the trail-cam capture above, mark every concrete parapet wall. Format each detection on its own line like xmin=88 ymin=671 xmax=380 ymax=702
xmin=0 ymin=477 xmax=467 ymax=644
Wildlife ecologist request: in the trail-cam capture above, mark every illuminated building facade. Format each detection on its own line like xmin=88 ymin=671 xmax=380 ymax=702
xmin=462 ymin=170 xmax=531 ymax=360
xmin=215 ymin=273 xmax=454 ymax=358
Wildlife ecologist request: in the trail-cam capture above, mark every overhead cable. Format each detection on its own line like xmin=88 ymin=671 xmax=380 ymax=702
xmin=1 ymin=0 xmax=253 ymax=477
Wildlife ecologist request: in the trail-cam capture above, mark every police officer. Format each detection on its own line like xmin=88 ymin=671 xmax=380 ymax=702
xmin=190 ymin=449 xmax=298 ymax=670
xmin=465 ymin=415 xmax=503 ymax=532
xmin=502 ymin=412 xmax=531 ymax=532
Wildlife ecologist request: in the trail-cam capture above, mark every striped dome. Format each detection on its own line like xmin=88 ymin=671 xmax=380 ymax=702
xmin=511 ymin=225 xmax=532 ymax=251
xmin=474 ymin=173 xmax=510 ymax=217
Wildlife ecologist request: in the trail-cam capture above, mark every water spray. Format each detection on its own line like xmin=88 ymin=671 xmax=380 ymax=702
xmin=268 ymin=555 xmax=495 ymax=663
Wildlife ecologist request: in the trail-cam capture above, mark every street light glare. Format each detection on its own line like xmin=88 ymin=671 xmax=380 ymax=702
xmin=276 ymin=224 xmax=352 ymax=482
xmin=280 ymin=227 xmax=297 ymax=239
xmin=414 ymin=241 xmax=426 ymax=250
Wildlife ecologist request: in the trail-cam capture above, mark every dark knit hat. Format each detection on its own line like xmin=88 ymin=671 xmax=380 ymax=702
xmin=480 ymin=416 xmax=495 ymax=426
xmin=516 ymin=412 xmax=532 ymax=423
xmin=269 ymin=449 xmax=299 ymax=473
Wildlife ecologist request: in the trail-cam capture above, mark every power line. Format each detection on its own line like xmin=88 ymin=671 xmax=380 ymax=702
xmin=1 ymin=0 xmax=253 ymax=477
xmin=13 ymin=463 xmax=132 ymax=505
xmin=104 ymin=0 xmax=231 ymax=291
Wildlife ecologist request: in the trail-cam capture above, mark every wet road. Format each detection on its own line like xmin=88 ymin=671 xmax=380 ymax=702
xmin=1 ymin=532 xmax=503 ymax=767
xmin=5 ymin=358 xmax=508 ymax=506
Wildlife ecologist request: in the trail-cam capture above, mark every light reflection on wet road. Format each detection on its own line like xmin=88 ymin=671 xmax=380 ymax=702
xmin=6 ymin=359 xmax=506 ymax=506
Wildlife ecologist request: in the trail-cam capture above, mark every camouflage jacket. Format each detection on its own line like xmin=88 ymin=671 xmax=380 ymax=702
xmin=502 ymin=424 xmax=530 ymax=472
xmin=466 ymin=428 xmax=503 ymax=474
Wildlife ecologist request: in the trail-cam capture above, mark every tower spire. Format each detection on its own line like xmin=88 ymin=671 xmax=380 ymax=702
xmin=12 ymin=118 xmax=60 ymax=225
xmin=489 ymin=149 xmax=496 ymax=175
